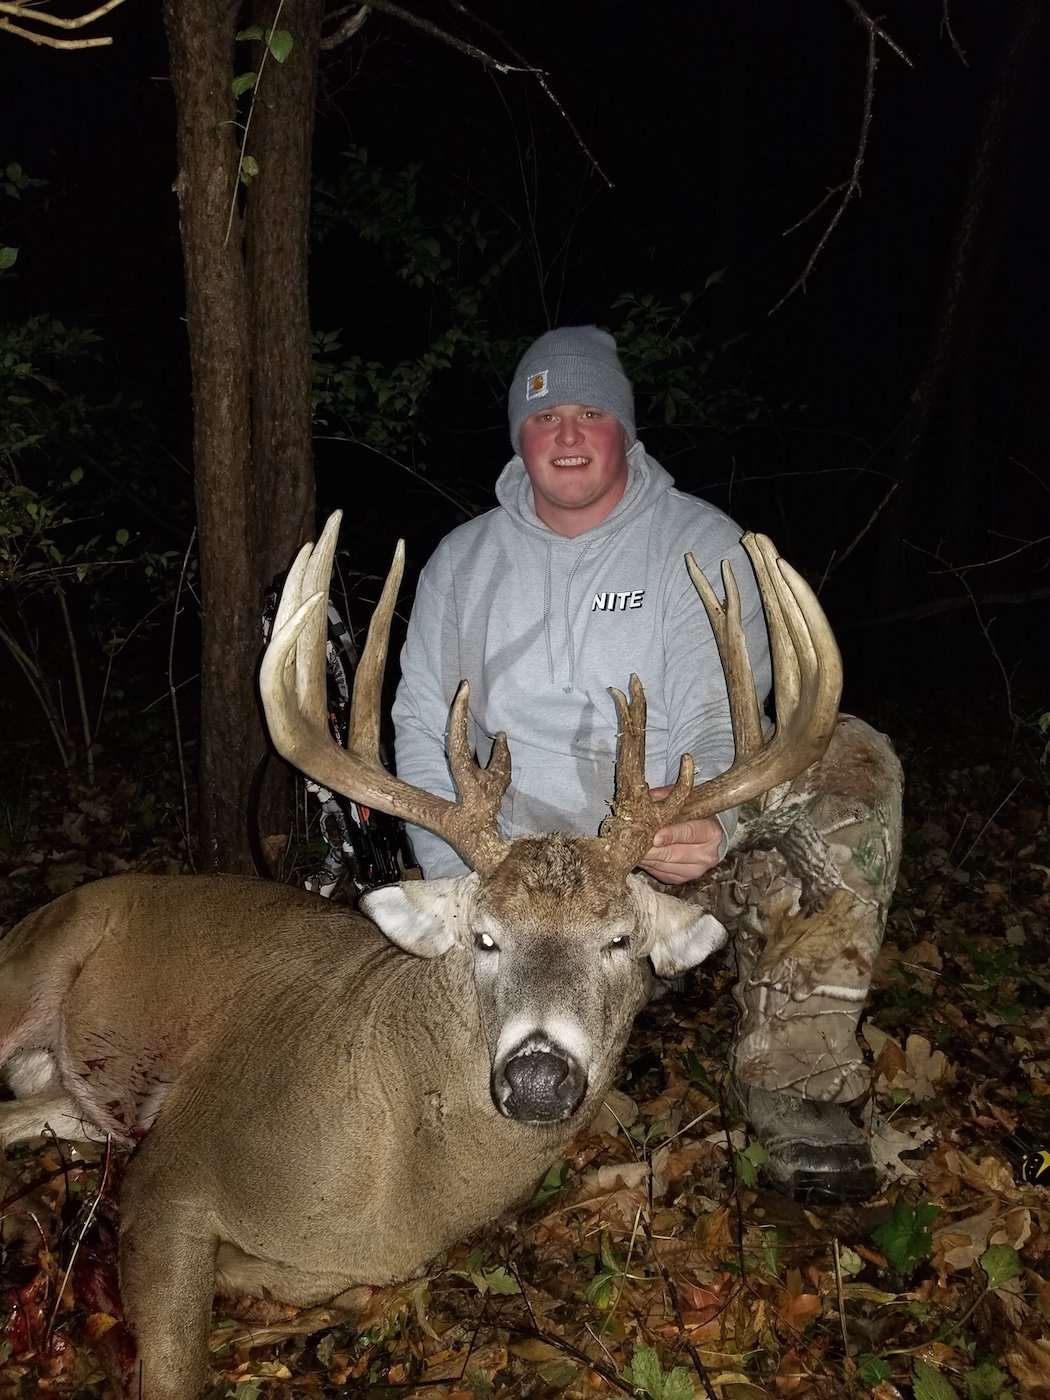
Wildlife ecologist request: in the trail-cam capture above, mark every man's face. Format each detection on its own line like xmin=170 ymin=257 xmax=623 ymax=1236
xmin=518 ymin=404 xmax=629 ymax=538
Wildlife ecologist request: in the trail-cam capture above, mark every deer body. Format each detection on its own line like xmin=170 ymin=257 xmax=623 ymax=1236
xmin=0 ymin=514 xmax=843 ymax=1396
xmin=2 ymin=848 xmax=723 ymax=1396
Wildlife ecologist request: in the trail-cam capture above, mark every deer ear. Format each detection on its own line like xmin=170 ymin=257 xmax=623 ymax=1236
xmin=627 ymin=875 xmax=728 ymax=978
xmin=361 ymin=875 xmax=478 ymax=958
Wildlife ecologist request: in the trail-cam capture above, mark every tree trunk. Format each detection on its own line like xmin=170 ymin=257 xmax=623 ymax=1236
xmin=164 ymin=0 xmax=321 ymax=872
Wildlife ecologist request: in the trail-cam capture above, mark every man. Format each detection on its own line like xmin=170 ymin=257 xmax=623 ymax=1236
xmin=393 ymin=326 xmax=902 ymax=1204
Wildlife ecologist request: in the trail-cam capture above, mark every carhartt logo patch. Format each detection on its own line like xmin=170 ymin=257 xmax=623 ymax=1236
xmin=592 ymin=590 xmax=645 ymax=612
xmin=525 ymin=369 xmax=549 ymax=401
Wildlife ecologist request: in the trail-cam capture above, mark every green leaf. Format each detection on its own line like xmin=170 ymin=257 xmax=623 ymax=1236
xmin=240 ymin=155 xmax=259 ymax=185
xmin=0 ymin=246 xmax=17 ymax=270
xmin=662 ymin=1367 xmax=694 ymax=1400
xmin=475 ymin=1265 xmax=520 ymax=1296
xmin=856 ymin=1354 xmax=890 ymax=1385
xmin=68 ymin=466 xmax=84 ymax=484
xmin=680 ymin=1050 xmax=717 ymax=1098
xmin=266 ymin=28 xmax=293 ymax=62
xmin=625 ymin=1346 xmax=664 ymax=1399
xmin=913 ymin=1359 xmax=961 ymax=1400
xmin=733 ymin=1140 xmax=768 ymax=1188
xmin=586 ymin=1269 xmax=617 ymax=1308
xmin=539 ymin=1360 xmax=579 ymax=1387
xmin=530 ymin=1159 xmax=567 ymax=1208
xmin=599 ymin=1230 xmax=624 ymax=1276
xmin=760 ymin=1226 xmax=783 ymax=1278
xmin=871 ymin=1199 xmax=939 ymax=1277
xmin=235 ymin=25 xmax=265 ymax=40
xmin=231 ymin=71 xmax=257 ymax=97
xmin=964 ymin=1360 xmax=1012 ymax=1399
xmin=225 ymin=1381 xmax=262 ymax=1398
xmin=115 ymin=527 xmax=130 ymax=546
xmin=979 ymin=1244 xmax=1022 ymax=1290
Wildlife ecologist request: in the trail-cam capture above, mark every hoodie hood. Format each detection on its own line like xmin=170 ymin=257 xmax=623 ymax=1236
xmin=494 ymin=440 xmax=675 ymax=544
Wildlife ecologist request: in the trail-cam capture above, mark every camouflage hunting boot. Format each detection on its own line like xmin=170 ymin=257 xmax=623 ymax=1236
xmin=729 ymin=1078 xmax=877 ymax=1204
xmin=712 ymin=715 xmax=904 ymax=1204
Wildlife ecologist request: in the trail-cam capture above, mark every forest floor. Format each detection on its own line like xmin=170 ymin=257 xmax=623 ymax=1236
xmin=1 ymin=709 xmax=1048 ymax=1400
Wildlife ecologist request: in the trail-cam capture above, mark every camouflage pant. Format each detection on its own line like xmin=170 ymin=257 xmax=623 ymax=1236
xmin=695 ymin=716 xmax=903 ymax=1104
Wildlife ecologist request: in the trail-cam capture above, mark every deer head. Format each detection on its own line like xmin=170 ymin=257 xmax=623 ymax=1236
xmin=259 ymin=514 xmax=841 ymax=1123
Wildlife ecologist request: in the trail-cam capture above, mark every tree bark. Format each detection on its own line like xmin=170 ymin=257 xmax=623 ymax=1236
xmin=164 ymin=0 xmax=321 ymax=872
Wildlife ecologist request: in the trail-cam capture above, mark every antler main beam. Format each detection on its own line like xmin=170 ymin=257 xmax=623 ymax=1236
xmin=260 ymin=513 xmax=511 ymax=875
xmin=598 ymin=533 xmax=842 ymax=872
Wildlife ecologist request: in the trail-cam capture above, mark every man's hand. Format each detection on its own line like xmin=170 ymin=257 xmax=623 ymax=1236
xmin=639 ymin=785 xmax=723 ymax=885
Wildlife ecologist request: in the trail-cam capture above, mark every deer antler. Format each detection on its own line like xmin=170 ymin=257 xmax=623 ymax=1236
xmin=597 ymin=533 xmax=842 ymax=871
xmin=260 ymin=512 xmax=511 ymax=874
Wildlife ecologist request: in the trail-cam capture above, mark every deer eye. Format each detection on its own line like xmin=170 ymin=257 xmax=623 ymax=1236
xmin=606 ymin=934 xmax=631 ymax=953
xmin=474 ymin=931 xmax=499 ymax=952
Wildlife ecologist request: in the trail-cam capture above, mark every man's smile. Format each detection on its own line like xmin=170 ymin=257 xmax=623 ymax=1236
xmin=551 ymin=456 xmax=590 ymax=467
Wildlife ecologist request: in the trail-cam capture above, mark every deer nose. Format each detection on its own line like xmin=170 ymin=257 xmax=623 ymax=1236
xmin=496 ymin=1047 xmax=586 ymax=1122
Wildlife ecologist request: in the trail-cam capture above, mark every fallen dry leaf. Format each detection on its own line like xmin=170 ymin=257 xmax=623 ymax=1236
xmin=934 ymin=1201 xmax=1031 ymax=1274
xmin=864 ymin=1104 xmax=935 ymax=1181
xmin=1006 ymin=1334 xmax=1050 ymax=1391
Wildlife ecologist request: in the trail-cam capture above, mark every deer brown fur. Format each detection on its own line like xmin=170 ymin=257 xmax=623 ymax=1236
xmin=0 ymin=514 xmax=841 ymax=1397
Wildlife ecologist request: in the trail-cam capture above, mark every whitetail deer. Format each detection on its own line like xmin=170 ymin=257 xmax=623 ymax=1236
xmin=0 ymin=513 xmax=840 ymax=1398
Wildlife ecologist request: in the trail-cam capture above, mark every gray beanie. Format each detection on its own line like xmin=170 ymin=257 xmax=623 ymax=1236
xmin=508 ymin=325 xmax=636 ymax=453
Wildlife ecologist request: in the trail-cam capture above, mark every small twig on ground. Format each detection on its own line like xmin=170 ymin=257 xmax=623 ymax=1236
xmin=955 ymin=777 xmax=1022 ymax=873
xmin=510 ymin=1325 xmax=637 ymax=1395
xmin=652 ymin=1260 xmax=720 ymax=1400
xmin=717 ymin=1081 xmax=750 ymax=1282
xmin=44 ymin=1136 xmax=113 ymax=1348
xmin=54 ymin=583 xmax=95 ymax=787
xmin=832 ymin=1238 xmax=850 ymax=1356
xmin=169 ymin=528 xmax=197 ymax=870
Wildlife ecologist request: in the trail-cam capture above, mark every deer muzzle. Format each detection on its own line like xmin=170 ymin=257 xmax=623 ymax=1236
xmin=493 ymin=1036 xmax=587 ymax=1122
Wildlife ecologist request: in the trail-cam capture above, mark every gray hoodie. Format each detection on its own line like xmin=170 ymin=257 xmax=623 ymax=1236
xmin=392 ymin=442 xmax=772 ymax=878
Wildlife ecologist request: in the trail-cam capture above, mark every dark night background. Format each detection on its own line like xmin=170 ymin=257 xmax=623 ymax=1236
xmin=3 ymin=8 xmax=1050 ymax=1392
xmin=2 ymin=0 xmax=1048 ymax=774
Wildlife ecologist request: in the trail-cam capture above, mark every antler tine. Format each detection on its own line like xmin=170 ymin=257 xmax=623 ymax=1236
xmin=347 ymin=534 xmax=404 ymax=760
xmin=685 ymin=552 xmax=764 ymax=761
xmin=447 ymin=682 xmax=513 ymax=818
xmin=596 ymin=675 xmax=695 ymax=870
xmin=674 ymin=532 xmax=842 ymax=822
xmin=260 ymin=513 xmax=511 ymax=875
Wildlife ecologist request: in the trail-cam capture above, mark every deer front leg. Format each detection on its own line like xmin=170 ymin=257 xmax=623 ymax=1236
xmin=119 ymin=1200 xmax=218 ymax=1400
xmin=1 ymin=1050 xmax=109 ymax=1148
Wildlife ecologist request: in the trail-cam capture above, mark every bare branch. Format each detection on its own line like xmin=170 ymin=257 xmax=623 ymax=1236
xmin=771 ymin=1 xmax=912 ymax=314
xmin=0 ymin=0 xmax=127 ymax=48
xmin=320 ymin=2 xmax=368 ymax=51
xmin=360 ymin=0 xmax=529 ymax=73
xmin=841 ymin=0 xmax=913 ymax=67
xmin=926 ymin=532 xmax=1050 ymax=577
xmin=940 ymin=0 xmax=970 ymax=66
xmin=818 ymin=477 xmax=901 ymax=589
xmin=847 ymin=584 xmax=1050 ymax=629
xmin=362 ymin=0 xmax=613 ymax=189
xmin=906 ymin=540 xmax=1020 ymax=725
